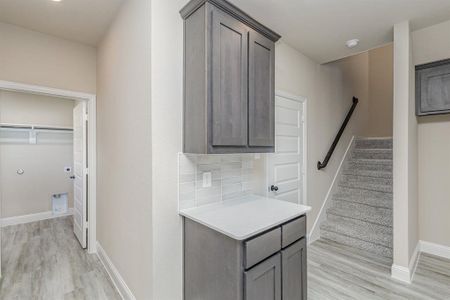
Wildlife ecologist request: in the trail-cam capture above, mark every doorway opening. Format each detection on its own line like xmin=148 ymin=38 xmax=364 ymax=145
xmin=0 ymin=80 xmax=97 ymax=270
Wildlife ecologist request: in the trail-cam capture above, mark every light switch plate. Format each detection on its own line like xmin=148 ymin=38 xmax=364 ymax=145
xmin=202 ymin=172 xmax=212 ymax=188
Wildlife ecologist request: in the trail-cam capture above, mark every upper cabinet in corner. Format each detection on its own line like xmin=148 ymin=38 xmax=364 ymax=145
xmin=180 ymin=0 xmax=281 ymax=154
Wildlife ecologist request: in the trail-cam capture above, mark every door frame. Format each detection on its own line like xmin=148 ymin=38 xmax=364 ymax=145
xmin=268 ymin=90 xmax=308 ymax=205
xmin=0 ymin=80 xmax=97 ymax=254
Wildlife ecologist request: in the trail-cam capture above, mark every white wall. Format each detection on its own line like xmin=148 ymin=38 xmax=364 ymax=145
xmin=392 ymin=21 xmax=418 ymax=276
xmin=276 ymin=42 xmax=370 ymax=232
xmin=150 ymin=1 xmax=375 ymax=294
xmin=151 ymin=1 xmax=185 ymax=299
xmin=412 ymin=20 xmax=450 ymax=248
xmin=96 ymin=0 xmax=152 ymax=299
xmin=0 ymin=22 xmax=96 ymax=94
xmin=0 ymin=90 xmax=74 ymax=218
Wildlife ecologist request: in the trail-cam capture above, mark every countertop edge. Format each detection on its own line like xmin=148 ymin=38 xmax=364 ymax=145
xmin=180 ymin=207 xmax=311 ymax=241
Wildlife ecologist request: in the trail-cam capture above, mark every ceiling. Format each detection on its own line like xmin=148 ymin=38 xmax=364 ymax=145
xmin=228 ymin=0 xmax=450 ymax=63
xmin=1 ymin=0 xmax=450 ymax=61
xmin=0 ymin=0 xmax=124 ymax=46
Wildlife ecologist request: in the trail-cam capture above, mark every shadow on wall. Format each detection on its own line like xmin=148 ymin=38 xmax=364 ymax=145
xmin=417 ymin=113 xmax=450 ymax=125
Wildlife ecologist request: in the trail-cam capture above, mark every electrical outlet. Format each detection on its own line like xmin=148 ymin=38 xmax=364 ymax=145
xmin=202 ymin=172 xmax=212 ymax=188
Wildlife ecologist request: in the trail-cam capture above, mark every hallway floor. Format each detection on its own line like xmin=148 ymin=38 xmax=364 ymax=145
xmin=0 ymin=217 xmax=120 ymax=300
xmin=309 ymin=239 xmax=450 ymax=299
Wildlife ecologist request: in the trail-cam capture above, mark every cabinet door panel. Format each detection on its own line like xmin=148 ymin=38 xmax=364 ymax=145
xmin=248 ymin=30 xmax=275 ymax=147
xmin=245 ymin=254 xmax=281 ymax=300
xmin=211 ymin=8 xmax=248 ymax=146
xmin=282 ymin=238 xmax=307 ymax=300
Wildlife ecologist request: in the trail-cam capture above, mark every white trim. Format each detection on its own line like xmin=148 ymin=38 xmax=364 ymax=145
xmin=308 ymin=136 xmax=355 ymax=244
xmin=391 ymin=264 xmax=412 ymax=283
xmin=273 ymin=90 xmax=308 ymax=206
xmin=420 ymin=240 xmax=450 ymax=260
xmin=1 ymin=209 xmax=74 ymax=227
xmin=391 ymin=242 xmax=420 ymax=284
xmin=97 ymin=242 xmax=136 ymax=300
xmin=0 ymin=80 xmax=97 ymax=254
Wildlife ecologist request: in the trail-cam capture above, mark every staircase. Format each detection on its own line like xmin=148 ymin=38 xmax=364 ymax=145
xmin=320 ymin=137 xmax=393 ymax=258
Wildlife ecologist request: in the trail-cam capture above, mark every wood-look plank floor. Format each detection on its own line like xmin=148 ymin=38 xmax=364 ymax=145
xmin=309 ymin=239 xmax=450 ymax=300
xmin=0 ymin=216 xmax=121 ymax=300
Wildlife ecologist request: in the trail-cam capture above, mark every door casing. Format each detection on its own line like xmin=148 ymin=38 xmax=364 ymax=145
xmin=0 ymin=80 xmax=97 ymax=256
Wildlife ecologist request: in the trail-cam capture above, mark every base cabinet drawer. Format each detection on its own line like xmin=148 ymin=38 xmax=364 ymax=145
xmin=282 ymin=238 xmax=307 ymax=300
xmin=245 ymin=254 xmax=281 ymax=300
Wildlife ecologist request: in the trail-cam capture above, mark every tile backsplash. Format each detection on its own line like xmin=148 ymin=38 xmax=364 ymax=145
xmin=178 ymin=153 xmax=262 ymax=210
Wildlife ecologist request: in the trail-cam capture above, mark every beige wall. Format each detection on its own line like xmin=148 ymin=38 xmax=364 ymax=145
xmin=367 ymin=44 xmax=394 ymax=137
xmin=412 ymin=19 xmax=450 ymax=248
xmin=392 ymin=21 xmax=418 ymax=271
xmin=0 ymin=22 xmax=96 ymax=94
xmin=96 ymin=0 xmax=152 ymax=299
xmin=0 ymin=90 xmax=74 ymax=218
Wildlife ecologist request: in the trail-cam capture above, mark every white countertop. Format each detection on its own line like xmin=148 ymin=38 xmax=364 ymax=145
xmin=179 ymin=195 xmax=311 ymax=240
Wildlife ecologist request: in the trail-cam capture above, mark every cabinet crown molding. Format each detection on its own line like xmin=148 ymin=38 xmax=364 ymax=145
xmin=180 ymin=0 xmax=282 ymax=42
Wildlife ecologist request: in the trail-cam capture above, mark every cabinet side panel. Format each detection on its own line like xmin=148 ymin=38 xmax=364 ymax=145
xmin=184 ymin=218 xmax=243 ymax=300
xmin=184 ymin=5 xmax=207 ymax=153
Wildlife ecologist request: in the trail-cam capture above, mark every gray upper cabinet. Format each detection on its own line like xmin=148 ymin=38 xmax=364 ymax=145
xmin=180 ymin=0 xmax=281 ymax=154
xmin=416 ymin=59 xmax=450 ymax=116
xmin=248 ymin=29 xmax=275 ymax=147
xmin=211 ymin=8 xmax=248 ymax=147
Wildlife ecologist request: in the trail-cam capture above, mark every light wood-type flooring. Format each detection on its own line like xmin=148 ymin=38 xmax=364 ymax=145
xmin=309 ymin=239 xmax=450 ymax=299
xmin=0 ymin=216 xmax=120 ymax=300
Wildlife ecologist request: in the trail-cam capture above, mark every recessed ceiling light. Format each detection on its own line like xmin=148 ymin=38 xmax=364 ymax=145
xmin=51 ymin=0 xmax=62 ymax=2
xmin=345 ymin=39 xmax=359 ymax=49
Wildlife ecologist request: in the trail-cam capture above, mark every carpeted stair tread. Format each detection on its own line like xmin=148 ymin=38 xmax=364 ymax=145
xmin=354 ymin=138 xmax=393 ymax=149
xmin=321 ymin=216 xmax=392 ymax=248
xmin=321 ymin=230 xmax=393 ymax=258
xmin=352 ymin=148 xmax=393 ymax=160
xmin=327 ymin=200 xmax=392 ymax=227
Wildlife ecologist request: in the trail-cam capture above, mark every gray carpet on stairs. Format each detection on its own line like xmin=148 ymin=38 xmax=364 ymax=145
xmin=320 ymin=137 xmax=393 ymax=258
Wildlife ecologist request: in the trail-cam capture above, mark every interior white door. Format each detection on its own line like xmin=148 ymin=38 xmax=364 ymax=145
xmin=268 ymin=93 xmax=306 ymax=204
xmin=73 ymin=101 xmax=88 ymax=248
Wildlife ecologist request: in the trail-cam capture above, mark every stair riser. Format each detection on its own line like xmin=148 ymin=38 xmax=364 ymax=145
xmin=328 ymin=201 xmax=392 ymax=226
xmin=342 ymin=175 xmax=392 ymax=186
xmin=352 ymin=150 xmax=393 ymax=160
xmin=354 ymin=139 xmax=393 ymax=149
xmin=343 ymin=169 xmax=392 ymax=179
xmin=347 ymin=160 xmax=393 ymax=171
xmin=321 ymin=230 xmax=393 ymax=258
xmin=339 ymin=182 xmax=392 ymax=193
xmin=324 ymin=214 xmax=393 ymax=247
xmin=333 ymin=195 xmax=392 ymax=209
xmin=337 ymin=187 xmax=392 ymax=201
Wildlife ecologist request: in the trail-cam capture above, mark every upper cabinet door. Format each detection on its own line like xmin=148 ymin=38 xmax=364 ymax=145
xmin=211 ymin=8 xmax=248 ymax=147
xmin=248 ymin=30 xmax=275 ymax=147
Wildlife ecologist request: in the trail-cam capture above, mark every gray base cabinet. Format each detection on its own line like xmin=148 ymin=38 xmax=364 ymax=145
xmin=282 ymin=239 xmax=307 ymax=300
xmin=184 ymin=216 xmax=307 ymax=300
xmin=180 ymin=0 xmax=281 ymax=154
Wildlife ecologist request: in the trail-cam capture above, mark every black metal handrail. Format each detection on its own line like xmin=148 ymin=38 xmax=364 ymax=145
xmin=317 ymin=96 xmax=359 ymax=170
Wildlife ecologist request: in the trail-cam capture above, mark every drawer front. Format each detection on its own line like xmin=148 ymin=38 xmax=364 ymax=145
xmin=245 ymin=227 xmax=281 ymax=269
xmin=282 ymin=216 xmax=306 ymax=248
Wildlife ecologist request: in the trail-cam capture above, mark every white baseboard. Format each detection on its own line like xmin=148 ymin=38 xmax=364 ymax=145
xmin=420 ymin=240 xmax=450 ymax=260
xmin=96 ymin=241 xmax=136 ymax=300
xmin=391 ymin=264 xmax=412 ymax=283
xmin=391 ymin=242 xmax=421 ymax=283
xmin=309 ymin=136 xmax=355 ymax=244
xmin=1 ymin=208 xmax=74 ymax=227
